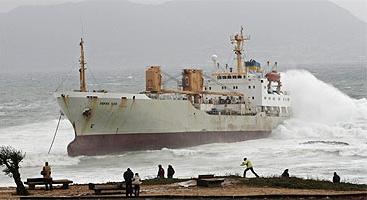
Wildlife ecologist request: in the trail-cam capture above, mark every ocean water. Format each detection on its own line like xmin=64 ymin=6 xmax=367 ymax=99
xmin=0 ymin=63 xmax=366 ymax=186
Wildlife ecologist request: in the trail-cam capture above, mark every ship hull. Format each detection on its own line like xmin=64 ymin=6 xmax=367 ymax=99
xmin=67 ymin=130 xmax=270 ymax=156
xmin=56 ymin=92 xmax=289 ymax=156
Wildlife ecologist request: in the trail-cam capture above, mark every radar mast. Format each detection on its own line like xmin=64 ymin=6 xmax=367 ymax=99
xmin=231 ymin=27 xmax=250 ymax=74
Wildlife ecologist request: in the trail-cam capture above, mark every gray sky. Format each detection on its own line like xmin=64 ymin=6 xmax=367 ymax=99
xmin=0 ymin=0 xmax=366 ymax=22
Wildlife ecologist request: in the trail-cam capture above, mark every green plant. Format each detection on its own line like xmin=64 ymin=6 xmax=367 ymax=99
xmin=0 ymin=146 xmax=28 ymax=195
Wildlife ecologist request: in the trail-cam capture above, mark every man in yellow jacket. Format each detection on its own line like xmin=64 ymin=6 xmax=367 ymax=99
xmin=240 ymin=157 xmax=259 ymax=178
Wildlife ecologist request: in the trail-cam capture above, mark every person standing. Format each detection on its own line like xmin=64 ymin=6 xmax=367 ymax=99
xmin=333 ymin=172 xmax=340 ymax=183
xmin=157 ymin=164 xmax=165 ymax=178
xmin=132 ymin=173 xmax=142 ymax=196
xmin=123 ymin=168 xmax=134 ymax=196
xmin=41 ymin=162 xmax=52 ymax=190
xmin=167 ymin=165 xmax=175 ymax=179
xmin=240 ymin=158 xmax=259 ymax=178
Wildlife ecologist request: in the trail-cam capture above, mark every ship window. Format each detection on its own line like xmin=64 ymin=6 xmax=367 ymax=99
xmin=227 ymin=76 xmax=232 ymax=79
xmin=233 ymin=76 xmax=237 ymax=79
xmin=264 ymin=97 xmax=266 ymax=100
xmin=222 ymin=76 xmax=227 ymax=79
xmin=253 ymin=86 xmax=255 ymax=89
xmin=248 ymin=86 xmax=251 ymax=89
xmin=217 ymin=76 xmax=221 ymax=79
xmin=252 ymin=97 xmax=255 ymax=99
xmin=209 ymin=87 xmax=211 ymax=90
xmin=261 ymin=80 xmax=264 ymax=83
xmin=205 ymin=87 xmax=207 ymax=90
xmin=238 ymin=75 xmax=242 ymax=79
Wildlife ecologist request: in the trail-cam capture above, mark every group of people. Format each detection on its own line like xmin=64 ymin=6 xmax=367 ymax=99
xmin=241 ymin=157 xmax=342 ymax=183
xmin=157 ymin=164 xmax=175 ymax=179
xmin=123 ymin=168 xmax=142 ymax=197
xmin=123 ymin=164 xmax=175 ymax=197
xmin=40 ymin=158 xmax=341 ymax=195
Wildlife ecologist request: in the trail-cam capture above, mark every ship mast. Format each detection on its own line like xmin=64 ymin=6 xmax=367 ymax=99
xmin=231 ymin=27 xmax=249 ymax=74
xmin=79 ymin=38 xmax=87 ymax=92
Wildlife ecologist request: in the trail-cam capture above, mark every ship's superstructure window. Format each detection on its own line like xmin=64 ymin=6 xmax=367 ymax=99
xmin=238 ymin=75 xmax=242 ymax=79
xmin=222 ymin=76 xmax=227 ymax=79
xmin=248 ymin=86 xmax=251 ymax=89
xmin=253 ymin=86 xmax=255 ymax=89
xmin=209 ymin=87 xmax=211 ymax=90
xmin=227 ymin=76 xmax=231 ymax=79
xmin=217 ymin=76 xmax=221 ymax=79
xmin=232 ymin=76 xmax=237 ymax=79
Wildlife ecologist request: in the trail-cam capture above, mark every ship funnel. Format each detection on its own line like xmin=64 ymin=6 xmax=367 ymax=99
xmin=146 ymin=66 xmax=162 ymax=93
xmin=182 ymin=69 xmax=203 ymax=93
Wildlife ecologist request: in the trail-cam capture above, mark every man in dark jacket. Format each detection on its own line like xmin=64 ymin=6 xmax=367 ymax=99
xmin=333 ymin=172 xmax=340 ymax=183
xmin=281 ymin=169 xmax=289 ymax=178
xmin=167 ymin=165 xmax=175 ymax=178
xmin=157 ymin=164 xmax=165 ymax=178
xmin=123 ymin=168 xmax=134 ymax=196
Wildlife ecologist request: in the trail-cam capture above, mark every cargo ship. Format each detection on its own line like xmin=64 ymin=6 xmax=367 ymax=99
xmin=56 ymin=28 xmax=291 ymax=156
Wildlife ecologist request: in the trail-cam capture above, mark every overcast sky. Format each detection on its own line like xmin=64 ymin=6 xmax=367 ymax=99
xmin=0 ymin=0 xmax=366 ymax=22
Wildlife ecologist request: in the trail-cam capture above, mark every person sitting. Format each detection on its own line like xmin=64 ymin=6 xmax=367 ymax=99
xmin=281 ymin=169 xmax=289 ymax=178
xmin=167 ymin=165 xmax=175 ymax=179
xmin=333 ymin=172 xmax=340 ymax=183
xmin=132 ymin=173 xmax=142 ymax=196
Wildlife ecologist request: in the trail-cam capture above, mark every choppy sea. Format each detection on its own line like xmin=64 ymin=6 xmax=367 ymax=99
xmin=0 ymin=63 xmax=366 ymax=186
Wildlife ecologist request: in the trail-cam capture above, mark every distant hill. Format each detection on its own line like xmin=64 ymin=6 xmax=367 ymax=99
xmin=0 ymin=0 xmax=366 ymax=72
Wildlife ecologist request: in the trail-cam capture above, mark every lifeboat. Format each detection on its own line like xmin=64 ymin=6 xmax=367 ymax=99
xmin=265 ymin=71 xmax=280 ymax=82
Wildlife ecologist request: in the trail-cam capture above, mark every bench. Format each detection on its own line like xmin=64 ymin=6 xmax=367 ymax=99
xmin=88 ymin=182 xmax=126 ymax=195
xmin=197 ymin=174 xmax=224 ymax=187
xmin=24 ymin=178 xmax=73 ymax=190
